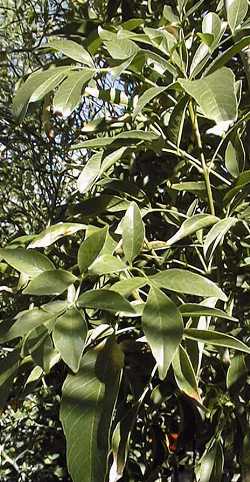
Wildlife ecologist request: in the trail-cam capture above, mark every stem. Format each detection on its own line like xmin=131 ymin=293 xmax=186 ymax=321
xmin=189 ymin=102 xmax=215 ymax=215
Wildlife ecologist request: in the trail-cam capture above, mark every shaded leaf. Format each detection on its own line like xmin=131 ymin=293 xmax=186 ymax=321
xmin=100 ymin=147 xmax=128 ymax=174
xmin=226 ymin=353 xmax=247 ymax=390
xmin=77 ymin=289 xmax=136 ymax=314
xmin=142 ymin=287 xmax=183 ymax=380
xmin=12 ymin=67 xmax=71 ymax=118
xmin=1 ymin=308 xmax=55 ymax=342
xmin=26 ymin=326 xmax=59 ymax=373
xmin=78 ymin=226 xmax=108 ymax=273
xmin=168 ymin=95 xmax=189 ymax=146
xmin=179 ymin=303 xmax=237 ymax=321
xmin=122 ymin=202 xmax=145 ymax=264
xmin=53 ymin=307 xmax=87 ymax=372
xmin=60 ymin=339 xmax=124 ymax=482
xmin=206 ymin=36 xmax=250 ymax=74
xmin=172 ymin=345 xmax=201 ymax=401
xmin=0 ymin=348 xmax=20 ymax=407
xmin=225 ymin=131 xmax=245 ymax=178
xmin=184 ymin=328 xmax=250 ymax=354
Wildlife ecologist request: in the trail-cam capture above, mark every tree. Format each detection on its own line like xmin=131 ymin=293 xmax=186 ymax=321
xmin=1 ymin=1 xmax=250 ymax=481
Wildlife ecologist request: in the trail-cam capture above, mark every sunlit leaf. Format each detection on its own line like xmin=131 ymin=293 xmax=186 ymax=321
xmin=179 ymin=68 xmax=237 ymax=123
xmin=151 ymin=269 xmax=227 ymax=300
xmin=48 ymin=38 xmax=94 ymax=67
xmin=0 ymin=247 xmax=54 ymax=277
xmin=28 ymin=223 xmax=86 ymax=248
xmin=166 ymin=214 xmax=219 ymax=246
xmin=23 ymin=270 xmax=77 ymax=296
xmin=77 ymin=152 xmax=103 ymax=194
xmin=53 ymin=70 xmax=94 ymax=117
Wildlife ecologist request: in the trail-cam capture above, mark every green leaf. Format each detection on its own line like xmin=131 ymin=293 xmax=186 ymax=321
xmin=151 ymin=269 xmax=227 ymax=300
xmin=30 ymin=70 xmax=68 ymax=102
xmin=171 ymin=181 xmax=206 ymax=192
xmin=166 ymin=214 xmax=219 ymax=246
xmin=0 ymin=348 xmax=20 ymax=407
xmin=72 ymin=130 xmax=160 ymax=150
xmin=199 ymin=441 xmax=218 ymax=482
xmin=204 ymin=217 xmax=237 ymax=259
xmin=224 ymin=169 xmax=250 ymax=204
xmin=53 ymin=70 xmax=94 ymax=118
xmin=1 ymin=308 xmax=55 ymax=342
xmin=210 ymin=442 xmax=224 ymax=482
xmin=112 ymin=277 xmax=147 ymax=296
xmin=77 ymin=152 xmax=102 ymax=194
xmin=28 ymin=223 xmax=86 ymax=248
xmin=104 ymin=38 xmax=139 ymax=60
xmin=198 ymin=440 xmax=224 ymax=482
xmin=184 ymin=329 xmax=250 ymax=354
xmin=168 ymin=95 xmax=189 ymax=146
xmin=142 ymin=49 xmax=178 ymax=76
xmin=100 ymin=147 xmax=128 ymax=174
xmin=172 ymin=345 xmax=201 ymax=402
xmin=48 ymin=38 xmax=94 ymax=67
xmin=0 ymin=247 xmax=54 ymax=277
xmin=226 ymin=353 xmax=247 ymax=390
xmin=206 ymin=36 xmax=250 ymax=74
xmin=60 ymin=339 xmax=124 ymax=482
xmin=225 ymin=131 xmax=245 ymax=178
xmin=179 ymin=304 xmax=237 ymax=321
xmin=179 ymin=68 xmax=237 ymax=123
xmin=122 ymin=202 xmax=145 ymax=264
xmin=53 ymin=307 xmax=87 ymax=373
xmin=190 ymin=12 xmax=223 ymax=77
xmin=23 ymin=270 xmax=77 ymax=296
xmin=77 ymin=289 xmax=136 ymax=314
xmin=110 ymin=405 xmax=139 ymax=481
xmin=26 ymin=326 xmax=59 ymax=374
xmin=132 ymin=86 xmax=167 ymax=119
xmin=142 ymin=287 xmax=183 ymax=380
xmin=78 ymin=226 xmax=108 ymax=274
xmin=12 ymin=67 xmax=71 ymax=118
xmin=89 ymin=254 xmax=126 ymax=275
xmin=226 ymin=0 xmax=248 ymax=32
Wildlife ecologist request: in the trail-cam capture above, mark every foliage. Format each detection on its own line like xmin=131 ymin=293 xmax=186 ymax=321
xmin=1 ymin=0 xmax=250 ymax=481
